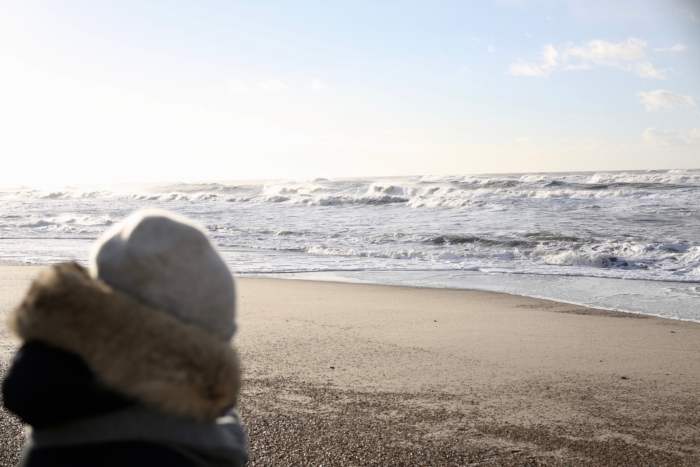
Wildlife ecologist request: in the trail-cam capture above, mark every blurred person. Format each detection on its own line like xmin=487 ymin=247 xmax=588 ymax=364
xmin=2 ymin=210 xmax=247 ymax=467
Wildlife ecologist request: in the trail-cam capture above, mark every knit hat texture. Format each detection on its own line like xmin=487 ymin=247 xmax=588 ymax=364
xmin=90 ymin=210 xmax=236 ymax=340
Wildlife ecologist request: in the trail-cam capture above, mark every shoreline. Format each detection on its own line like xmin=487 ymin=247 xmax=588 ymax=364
xmin=241 ymin=270 xmax=700 ymax=323
xmin=241 ymin=272 xmax=679 ymax=317
xmin=2 ymin=266 xmax=700 ymax=465
xmin=3 ymin=260 xmax=699 ymax=322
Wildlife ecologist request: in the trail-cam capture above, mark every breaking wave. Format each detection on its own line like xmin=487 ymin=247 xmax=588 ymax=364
xmin=3 ymin=169 xmax=699 ymax=208
xmin=1 ymin=168 xmax=699 ymax=289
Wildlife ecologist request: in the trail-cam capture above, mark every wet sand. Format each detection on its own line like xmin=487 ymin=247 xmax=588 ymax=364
xmin=2 ymin=267 xmax=700 ymax=465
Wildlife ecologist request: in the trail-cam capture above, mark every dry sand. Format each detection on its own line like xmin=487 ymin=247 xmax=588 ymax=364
xmin=236 ymin=278 xmax=700 ymax=466
xmin=0 ymin=266 xmax=45 ymax=466
xmin=1 ymin=267 xmax=700 ymax=466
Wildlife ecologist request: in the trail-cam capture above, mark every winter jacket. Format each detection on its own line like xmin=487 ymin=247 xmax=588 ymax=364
xmin=2 ymin=263 xmax=248 ymax=467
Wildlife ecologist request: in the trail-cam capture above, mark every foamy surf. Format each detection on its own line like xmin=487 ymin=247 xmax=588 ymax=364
xmin=1 ymin=169 xmax=698 ymax=320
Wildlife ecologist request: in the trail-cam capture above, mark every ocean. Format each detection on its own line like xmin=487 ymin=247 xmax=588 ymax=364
xmin=1 ymin=169 xmax=699 ymax=322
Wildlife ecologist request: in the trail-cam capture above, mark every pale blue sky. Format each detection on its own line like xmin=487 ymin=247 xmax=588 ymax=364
xmin=0 ymin=0 xmax=698 ymax=185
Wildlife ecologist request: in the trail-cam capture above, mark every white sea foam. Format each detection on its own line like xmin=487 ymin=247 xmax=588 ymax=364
xmin=1 ymin=169 xmax=699 ymax=319
xmin=3 ymin=169 xmax=698 ymax=206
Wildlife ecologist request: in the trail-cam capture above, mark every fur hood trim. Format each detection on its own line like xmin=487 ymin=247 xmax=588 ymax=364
xmin=8 ymin=263 xmax=240 ymax=421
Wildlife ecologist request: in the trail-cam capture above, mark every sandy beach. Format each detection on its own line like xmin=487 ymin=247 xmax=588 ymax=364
xmin=2 ymin=267 xmax=699 ymax=466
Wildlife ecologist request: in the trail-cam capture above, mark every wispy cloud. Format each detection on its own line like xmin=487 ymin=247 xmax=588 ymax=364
xmin=509 ymin=62 xmax=549 ymax=77
xmin=634 ymin=62 xmax=667 ymax=79
xmin=311 ymin=78 xmax=328 ymax=90
xmin=654 ymin=43 xmax=686 ymax=52
xmin=681 ymin=9 xmax=699 ymax=23
xmin=257 ymin=79 xmax=287 ymax=92
xmin=565 ymin=37 xmax=646 ymax=64
xmin=643 ymin=127 xmax=700 ymax=149
xmin=510 ymin=37 xmax=667 ymax=79
xmin=487 ymin=45 xmax=497 ymax=53
xmin=638 ymin=90 xmax=696 ymax=111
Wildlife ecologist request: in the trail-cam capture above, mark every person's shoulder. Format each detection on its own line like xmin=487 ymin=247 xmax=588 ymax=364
xmin=20 ymin=441 xmax=196 ymax=467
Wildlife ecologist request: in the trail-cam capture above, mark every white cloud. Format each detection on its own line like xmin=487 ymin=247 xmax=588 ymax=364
xmin=565 ymin=37 xmax=646 ymax=65
xmin=311 ymin=78 xmax=328 ymax=90
xmin=638 ymin=90 xmax=695 ymax=111
xmin=257 ymin=79 xmax=287 ymax=92
xmin=546 ymin=15 xmax=553 ymax=20
xmin=643 ymin=127 xmax=700 ymax=149
xmin=562 ymin=63 xmax=591 ymax=71
xmin=487 ymin=45 xmax=497 ymax=53
xmin=634 ymin=62 xmax=667 ymax=79
xmin=541 ymin=44 xmax=559 ymax=67
xmin=227 ymin=80 xmax=251 ymax=94
xmin=510 ymin=37 xmax=667 ymax=79
xmin=654 ymin=44 xmax=686 ymax=52
xmin=516 ymin=137 xmax=531 ymax=144
xmin=509 ymin=61 xmax=549 ymax=77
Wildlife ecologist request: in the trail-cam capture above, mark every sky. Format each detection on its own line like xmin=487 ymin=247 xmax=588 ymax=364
xmin=0 ymin=0 xmax=698 ymax=186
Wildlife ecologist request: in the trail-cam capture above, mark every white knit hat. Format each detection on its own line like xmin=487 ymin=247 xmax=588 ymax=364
xmin=90 ymin=209 xmax=236 ymax=340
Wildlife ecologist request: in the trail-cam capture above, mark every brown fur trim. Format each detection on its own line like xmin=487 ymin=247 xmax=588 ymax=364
xmin=8 ymin=262 xmax=240 ymax=421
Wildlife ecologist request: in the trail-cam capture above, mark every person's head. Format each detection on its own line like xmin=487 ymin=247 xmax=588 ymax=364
xmin=90 ymin=209 xmax=236 ymax=340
